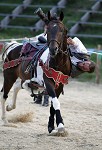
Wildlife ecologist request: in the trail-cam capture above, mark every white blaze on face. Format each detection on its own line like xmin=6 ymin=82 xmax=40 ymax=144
xmin=53 ymin=24 xmax=57 ymax=27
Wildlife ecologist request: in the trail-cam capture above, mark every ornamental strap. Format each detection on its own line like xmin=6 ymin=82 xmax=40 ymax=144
xmin=3 ymin=56 xmax=32 ymax=70
xmin=39 ymin=60 xmax=69 ymax=88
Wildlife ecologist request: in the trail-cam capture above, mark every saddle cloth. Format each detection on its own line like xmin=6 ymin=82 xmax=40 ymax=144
xmin=3 ymin=40 xmax=49 ymax=64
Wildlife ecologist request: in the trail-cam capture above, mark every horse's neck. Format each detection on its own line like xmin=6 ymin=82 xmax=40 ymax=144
xmin=49 ymin=53 xmax=71 ymax=75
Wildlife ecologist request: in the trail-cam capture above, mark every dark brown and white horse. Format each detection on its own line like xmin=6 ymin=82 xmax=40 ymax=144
xmin=0 ymin=11 xmax=71 ymax=134
xmin=43 ymin=12 xmax=71 ymax=134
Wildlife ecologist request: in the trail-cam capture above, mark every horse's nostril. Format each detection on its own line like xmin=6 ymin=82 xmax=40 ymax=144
xmin=55 ymin=47 xmax=58 ymax=53
xmin=55 ymin=47 xmax=58 ymax=50
xmin=50 ymin=48 xmax=57 ymax=57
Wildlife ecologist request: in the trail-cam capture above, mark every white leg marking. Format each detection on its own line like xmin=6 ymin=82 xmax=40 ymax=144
xmin=52 ymin=97 xmax=60 ymax=110
xmin=6 ymin=78 xmax=21 ymax=111
xmin=57 ymin=123 xmax=64 ymax=129
xmin=0 ymin=91 xmax=8 ymax=125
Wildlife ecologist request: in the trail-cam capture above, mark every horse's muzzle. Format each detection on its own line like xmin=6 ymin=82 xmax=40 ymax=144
xmin=49 ymin=47 xmax=59 ymax=58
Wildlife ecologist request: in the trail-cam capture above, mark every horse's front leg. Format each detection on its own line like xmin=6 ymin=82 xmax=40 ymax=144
xmin=6 ymin=78 xmax=21 ymax=111
xmin=44 ymin=75 xmax=64 ymax=133
xmin=51 ymin=96 xmax=64 ymax=132
xmin=48 ymin=102 xmax=55 ymax=133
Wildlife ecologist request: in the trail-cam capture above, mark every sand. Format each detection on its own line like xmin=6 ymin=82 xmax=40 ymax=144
xmin=0 ymin=74 xmax=102 ymax=150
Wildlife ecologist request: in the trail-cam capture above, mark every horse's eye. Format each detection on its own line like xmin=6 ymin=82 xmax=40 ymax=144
xmin=66 ymin=30 xmax=68 ymax=34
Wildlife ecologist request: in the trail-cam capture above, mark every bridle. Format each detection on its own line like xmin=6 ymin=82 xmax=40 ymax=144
xmin=47 ymin=20 xmax=68 ymax=56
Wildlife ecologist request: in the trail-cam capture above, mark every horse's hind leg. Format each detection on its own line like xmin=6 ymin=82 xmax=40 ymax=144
xmin=0 ymin=74 xmax=17 ymax=125
xmin=6 ymin=78 xmax=21 ymax=111
xmin=0 ymin=88 xmax=8 ymax=125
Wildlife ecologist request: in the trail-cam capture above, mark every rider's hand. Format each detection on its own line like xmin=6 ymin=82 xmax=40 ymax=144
xmin=67 ymin=37 xmax=76 ymax=45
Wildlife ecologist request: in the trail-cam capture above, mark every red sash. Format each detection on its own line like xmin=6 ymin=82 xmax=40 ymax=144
xmin=39 ymin=60 xmax=69 ymax=88
xmin=3 ymin=57 xmax=32 ymax=70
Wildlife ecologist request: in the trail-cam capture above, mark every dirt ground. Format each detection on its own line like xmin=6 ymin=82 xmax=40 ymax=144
xmin=0 ymin=73 xmax=102 ymax=150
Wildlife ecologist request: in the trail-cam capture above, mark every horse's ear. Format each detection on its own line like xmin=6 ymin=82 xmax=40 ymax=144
xmin=59 ymin=11 xmax=64 ymax=21
xmin=47 ymin=11 xmax=51 ymax=21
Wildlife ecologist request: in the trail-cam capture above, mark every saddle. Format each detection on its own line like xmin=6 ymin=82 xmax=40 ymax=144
xmin=3 ymin=36 xmax=48 ymax=73
xmin=21 ymin=36 xmax=47 ymax=56
xmin=20 ymin=36 xmax=48 ymax=77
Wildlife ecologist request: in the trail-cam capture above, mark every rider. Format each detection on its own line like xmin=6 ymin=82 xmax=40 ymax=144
xmin=33 ymin=32 xmax=95 ymax=77
xmin=33 ymin=33 xmax=95 ymax=105
xmin=67 ymin=36 xmax=95 ymax=77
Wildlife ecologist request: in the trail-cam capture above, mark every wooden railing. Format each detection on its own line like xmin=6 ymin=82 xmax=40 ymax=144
xmin=0 ymin=0 xmax=67 ymax=30
xmin=69 ymin=0 xmax=102 ymax=39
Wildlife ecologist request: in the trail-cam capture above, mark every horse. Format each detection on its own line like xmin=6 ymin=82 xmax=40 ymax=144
xmin=38 ymin=11 xmax=71 ymax=134
xmin=0 ymin=11 xmax=71 ymax=134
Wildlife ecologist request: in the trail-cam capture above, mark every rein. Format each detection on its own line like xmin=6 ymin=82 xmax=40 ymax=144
xmin=48 ymin=38 xmax=68 ymax=56
xmin=48 ymin=39 xmax=60 ymax=48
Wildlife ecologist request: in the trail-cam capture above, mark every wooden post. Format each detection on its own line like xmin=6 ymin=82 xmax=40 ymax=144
xmin=95 ymin=44 xmax=101 ymax=84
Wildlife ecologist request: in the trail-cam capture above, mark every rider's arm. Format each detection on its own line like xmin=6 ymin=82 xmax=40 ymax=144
xmin=67 ymin=37 xmax=78 ymax=53
xmin=67 ymin=37 xmax=88 ymax=54
xmin=67 ymin=37 xmax=77 ymax=46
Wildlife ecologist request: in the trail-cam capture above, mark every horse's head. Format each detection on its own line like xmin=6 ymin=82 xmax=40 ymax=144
xmin=46 ymin=11 xmax=68 ymax=58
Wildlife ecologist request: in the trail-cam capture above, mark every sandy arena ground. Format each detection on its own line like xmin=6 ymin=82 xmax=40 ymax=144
xmin=0 ymin=74 xmax=102 ymax=150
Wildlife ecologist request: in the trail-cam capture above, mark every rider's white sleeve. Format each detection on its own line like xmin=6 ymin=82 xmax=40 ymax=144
xmin=69 ymin=37 xmax=88 ymax=54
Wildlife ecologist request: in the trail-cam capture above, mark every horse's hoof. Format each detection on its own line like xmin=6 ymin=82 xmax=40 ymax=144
xmin=49 ymin=128 xmax=68 ymax=137
xmin=58 ymin=126 xmax=65 ymax=133
xmin=48 ymin=129 xmax=58 ymax=136
xmin=48 ymin=123 xmax=68 ymax=137
xmin=6 ymin=105 xmax=15 ymax=111
xmin=6 ymin=105 xmax=11 ymax=111
xmin=48 ymin=127 xmax=55 ymax=133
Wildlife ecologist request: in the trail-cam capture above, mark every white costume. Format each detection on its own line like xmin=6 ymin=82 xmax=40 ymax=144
xmin=68 ymin=37 xmax=88 ymax=66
